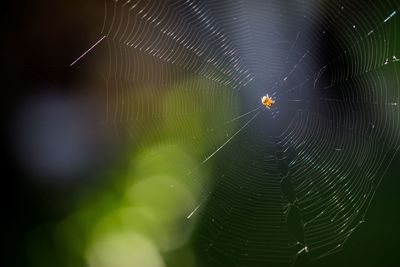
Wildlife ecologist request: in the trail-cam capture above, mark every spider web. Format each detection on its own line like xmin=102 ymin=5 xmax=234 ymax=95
xmin=71 ymin=0 xmax=400 ymax=265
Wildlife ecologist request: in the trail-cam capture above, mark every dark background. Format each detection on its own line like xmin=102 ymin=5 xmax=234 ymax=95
xmin=4 ymin=1 xmax=400 ymax=266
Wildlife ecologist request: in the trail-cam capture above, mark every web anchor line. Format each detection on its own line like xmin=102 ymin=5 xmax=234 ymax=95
xmin=70 ymin=35 xmax=107 ymax=67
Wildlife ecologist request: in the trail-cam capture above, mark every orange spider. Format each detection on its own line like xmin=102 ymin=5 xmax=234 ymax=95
xmin=261 ymin=94 xmax=275 ymax=109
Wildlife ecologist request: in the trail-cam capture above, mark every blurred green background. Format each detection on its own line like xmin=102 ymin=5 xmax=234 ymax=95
xmin=4 ymin=0 xmax=400 ymax=267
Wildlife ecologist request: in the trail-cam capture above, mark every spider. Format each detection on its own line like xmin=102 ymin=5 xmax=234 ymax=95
xmin=261 ymin=94 xmax=275 ymax=109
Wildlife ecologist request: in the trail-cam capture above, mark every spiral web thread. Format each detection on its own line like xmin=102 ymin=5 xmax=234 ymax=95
xmin=72 ymin=0 xmax=400 ymax=265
